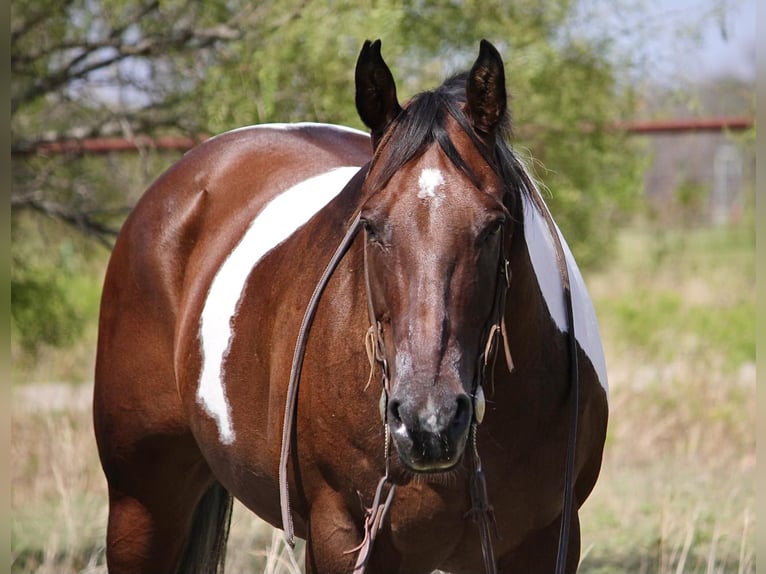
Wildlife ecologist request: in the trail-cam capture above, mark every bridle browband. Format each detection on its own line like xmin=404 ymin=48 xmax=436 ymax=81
xmin=277 ymin=164 xmax=580 ymax=574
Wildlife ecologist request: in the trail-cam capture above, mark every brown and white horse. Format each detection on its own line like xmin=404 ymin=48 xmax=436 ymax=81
xmin=94 ymin=40 xmax=608 ymax=573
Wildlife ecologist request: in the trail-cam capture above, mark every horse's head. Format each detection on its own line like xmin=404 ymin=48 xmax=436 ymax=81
xmin=355 ymin=40 xmax=520 ymax=473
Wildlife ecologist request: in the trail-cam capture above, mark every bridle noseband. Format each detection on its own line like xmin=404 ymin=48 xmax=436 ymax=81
xmin=278 ymin=166 xmax=580 ymax=574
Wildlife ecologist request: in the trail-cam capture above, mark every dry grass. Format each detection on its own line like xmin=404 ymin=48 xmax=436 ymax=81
xmin=11 ymin=406 xmax=107 ymax=573
xmin=10 ymin=395 xmax=308 ymax=574
xmin=578 ymin=224 xmax=755 ymax=574
xmin=578 ymin=358 xmax=755 ymax=573
xmin=10 ymin=224 xmax=755 ymax=573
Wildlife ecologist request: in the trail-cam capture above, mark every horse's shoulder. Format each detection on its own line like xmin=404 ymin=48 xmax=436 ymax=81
xmin=108 ymin=123 xmax=369 ymax=324
xmin=522 ymin=194 xmax=609 ymax=393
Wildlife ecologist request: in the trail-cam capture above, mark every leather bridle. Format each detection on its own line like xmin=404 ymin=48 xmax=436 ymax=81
xmin=277 ymin=166 xmax=580 ymax=574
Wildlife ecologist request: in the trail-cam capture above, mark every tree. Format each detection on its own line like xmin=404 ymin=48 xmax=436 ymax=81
xmin=190 ymin=0 xmax=643 ymax=265
xmin=11 ymin=0 xmax=258 ymax=354
xmin=12 ymin=0 xmax=642 ymax=248
xmin=13 ymin=0 xmax=254 ymax=243
xmin=11 ymin=0 xmax=644 ymax=357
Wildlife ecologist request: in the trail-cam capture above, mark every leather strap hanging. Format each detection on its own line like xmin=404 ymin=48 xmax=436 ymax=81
xmin=278 ymin=199 xmax=365 ymax=548
xmin=466 ymin=185 xmax=580 ymax=574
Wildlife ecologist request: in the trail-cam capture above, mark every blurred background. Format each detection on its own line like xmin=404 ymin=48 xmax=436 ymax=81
xmin=10 ymin=0 xmax=755 ymax=572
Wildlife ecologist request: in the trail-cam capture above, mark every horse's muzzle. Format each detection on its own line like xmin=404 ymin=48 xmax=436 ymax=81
xmin=387 ymin=393 xmax=472 ymax=472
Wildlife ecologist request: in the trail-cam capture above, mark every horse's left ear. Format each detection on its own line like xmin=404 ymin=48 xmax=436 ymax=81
xmin=355 ymin=39 xmax=403 ymax=149
xmin=466 ymin=40 xmax=507 ymax=136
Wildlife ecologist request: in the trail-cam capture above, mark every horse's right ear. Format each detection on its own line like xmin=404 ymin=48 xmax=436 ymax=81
xmin=355 ymin=39 xmax=402 ymax=149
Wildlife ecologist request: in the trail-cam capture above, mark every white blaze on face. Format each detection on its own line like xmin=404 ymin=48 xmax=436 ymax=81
xmin=417 ymin=168 xmax=446 ymax=206
xmin=197 ymin=166 xmax=361 ymax=444
xmin=422 ymin=396 xmax=440 ymax=433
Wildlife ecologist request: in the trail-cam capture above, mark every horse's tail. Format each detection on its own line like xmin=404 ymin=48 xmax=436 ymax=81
xmin=175 ymin=481 xmax=234 ymax=574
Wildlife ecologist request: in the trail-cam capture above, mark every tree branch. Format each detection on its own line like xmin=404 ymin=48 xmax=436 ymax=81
xmin=12 ymin=13 xmax=241 ymax=115
xmin=11 ymin=194 xmax=125 ymax=249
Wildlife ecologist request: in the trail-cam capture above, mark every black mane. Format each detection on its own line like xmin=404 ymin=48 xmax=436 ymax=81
xmin=367 ymin=72 xmax=532 ymax=202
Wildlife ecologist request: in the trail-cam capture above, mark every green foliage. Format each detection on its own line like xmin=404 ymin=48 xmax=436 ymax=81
xmin=604 ymin=288 xmax=754 ymax=369
xmin=673 ymin=178 xmax=711 ymax=226
xmin=11 ymin=214 xmax=103 ymax=358
xmin=594 ymin=223 xmax=755 ymax=371
xmin=11 ymin=261 xmax=84 ymax=352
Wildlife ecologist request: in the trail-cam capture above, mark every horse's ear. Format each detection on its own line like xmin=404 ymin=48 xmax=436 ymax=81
xmin=466 ymin=40 xmax=507 ymax=136
xmin=355 ymin=39 xmax=402 ymax=148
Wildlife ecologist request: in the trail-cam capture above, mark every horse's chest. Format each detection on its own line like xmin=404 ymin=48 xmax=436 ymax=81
xmin=386 ymin=485 xmax=468 ymax=570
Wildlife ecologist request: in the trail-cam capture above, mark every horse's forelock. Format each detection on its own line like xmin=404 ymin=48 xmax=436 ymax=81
xmin=365 ymin=72 xmax=526 ymax=203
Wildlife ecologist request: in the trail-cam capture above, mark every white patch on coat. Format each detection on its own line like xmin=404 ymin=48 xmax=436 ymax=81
xmin=197 ymin=166 xmax=362 ymax=444
xmin=203 ymin=122 xmax=369 ymax=146
xmin=522 ymin=191 xmax=609 ymax=394
xmin=395 ymin=352 xmax=413 ymax=378
xmin=417 ymin=168 xmax=446 ymax=206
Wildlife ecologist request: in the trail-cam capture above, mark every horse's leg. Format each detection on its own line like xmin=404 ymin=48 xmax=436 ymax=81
xmin=99 ymin=429 xmax=217 ymax=573
xmin=497 ymin=510 xmax=581 ymax=574
xmin=304 ymin=490 xmax=359 ymax=574
xmin=94 ymin=319 xmax=221 ymax=573
xmin=303 ymin=489 xmax=402 ymax=574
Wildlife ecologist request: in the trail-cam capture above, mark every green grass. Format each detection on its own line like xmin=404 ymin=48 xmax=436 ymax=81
xmin=591 ymin=224 xmax=755 ymax=368
xmin=600 ymin=289 xmax=754 ymax=369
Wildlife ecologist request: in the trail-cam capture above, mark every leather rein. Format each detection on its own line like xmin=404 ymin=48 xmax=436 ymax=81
xmin=277 ymin=166 xmax=580 ymax=574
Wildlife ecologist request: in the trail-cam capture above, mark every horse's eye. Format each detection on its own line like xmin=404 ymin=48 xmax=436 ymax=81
xmin=480 ymin=218 xmax=506 ymax=244
xmin=362 ymin=219 xmax=381 ymax=243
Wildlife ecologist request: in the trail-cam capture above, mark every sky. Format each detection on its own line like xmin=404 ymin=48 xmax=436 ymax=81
xmin=572 ymin=0 xmax=756 ymax=84
xmin=79 ymin=0 xmax=758 ymax=112
xmin=640 ymin=0 xmax=755 ymax=80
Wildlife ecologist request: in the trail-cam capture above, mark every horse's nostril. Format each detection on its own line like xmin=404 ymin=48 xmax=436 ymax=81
xmin=388 ymin=399 xmax=403 ymax=424
xmin=453 ymin=395 xmax=471 ymax=428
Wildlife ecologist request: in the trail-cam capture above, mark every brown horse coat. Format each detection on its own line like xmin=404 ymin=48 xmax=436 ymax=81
xmin=94 ymin=40 xmax=608 ymax=574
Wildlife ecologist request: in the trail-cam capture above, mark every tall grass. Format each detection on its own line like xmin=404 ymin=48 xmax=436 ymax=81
xmin=11 ymin=407 xmax=106 ymax=573
xmin=10 ymin=223 xmax=755 ymax=573
xmin=579 ymin=223 xmax=755 ymax=574
xmin=10 ymin=399 xmax=306 ymax=574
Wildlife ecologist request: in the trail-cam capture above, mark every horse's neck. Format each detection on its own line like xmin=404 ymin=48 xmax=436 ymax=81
xmin=502 ymin=198 xmax=571 ymax=400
